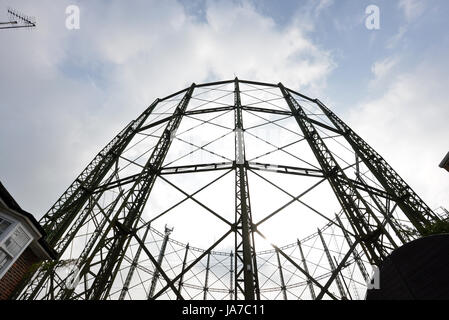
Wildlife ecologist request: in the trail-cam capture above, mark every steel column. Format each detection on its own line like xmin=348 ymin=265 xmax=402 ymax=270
xmin=334 ymin=215 xmax=369 ymax=283
xmin=280 ymin=83 xmax=383 ymax=265
xmin=315 ymin=98 xmax=438 ymax=233
xmin=233 ymin=78 xmax=259 ymax=300
xmin=148 ymin=226 xmax=173 ymax=299
xmin=297 ymin=239 xmax=316 ymax=299
xmin=177 ymin=244 xmax=189 ymax=300
xmin=275 ymin=251 xmax=287 ymax=300
xmin=86 ymin=84 xmax=195 ymax=300
xmin=318 ymin=229 xmax=347 ymax=299
xmin=203 ymin=252 xmax=211 ymax=300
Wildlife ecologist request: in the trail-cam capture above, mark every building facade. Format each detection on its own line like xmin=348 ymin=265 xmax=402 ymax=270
xmin=0 ymin=182 xmax=55 ymax=299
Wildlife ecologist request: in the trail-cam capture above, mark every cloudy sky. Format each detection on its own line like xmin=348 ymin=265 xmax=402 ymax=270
xmin=0 ymin=0 xmax=448 ymax=222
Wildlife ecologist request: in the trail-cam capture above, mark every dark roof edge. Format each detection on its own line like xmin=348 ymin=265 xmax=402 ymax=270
xmin=37 ymin=237 xmax=57 ymax=259
xmin=439 ymin=151 xmax=449 ymax=168
xmin=0 ymin=181 xmax=56 ymax=259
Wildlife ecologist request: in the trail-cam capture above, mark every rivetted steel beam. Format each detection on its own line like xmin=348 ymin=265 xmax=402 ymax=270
xmin=276 ymin=251 xmax=287 ymax=300
xmin=86 ymin=84 xmax=195 ymax=300
xmin=234 ymin=78 xmax=259 ymax=300
xmin=148 ymin=226 xmax=173 ymax=299
xmin=335 ymin=215 xmax=369 ymax=282
xmin=280 ymin=83 xmax=384 ymax=265
xmin=177 ymin=244 xmax=189 ymax=300
xmin=317 ymin=229 xmax=347 ymax=299
xmin=315 ymin=98 xmax=438 ymax=233
xmin=203 ymin=252 xmax=211 ymax=300
xmin=297 ymin=239 xmax=316 ymax=299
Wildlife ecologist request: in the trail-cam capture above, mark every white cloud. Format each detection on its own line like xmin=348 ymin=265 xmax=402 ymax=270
xmin=388 ymin=0 xmax=426 ymax=49
xmin=387 ymin=26 xmax=407 ymax=49
xmin=399 ymin=0 xmax=426 ymax=22
xmin=315 ymin=0 xmax=334 ymax=15
xmin=0 ymin=0 xmax=335 ymax=218
xmin=348 ymin=60 xmax=449 ymax=210
xmin=371 ymin=56 xmax=399 ymax=80
xmin=89 ymin=0 xmax=335 ymax=102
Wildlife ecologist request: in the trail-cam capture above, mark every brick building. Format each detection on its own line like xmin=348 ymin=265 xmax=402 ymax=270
xmin=0 ymin=181 xmax=55 ymax=300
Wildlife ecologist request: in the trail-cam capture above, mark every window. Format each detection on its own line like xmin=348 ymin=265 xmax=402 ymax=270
xmin=0 ymin=225 xmax=31 ymax=277
xmin=0 ymin=217 xmax=12 ymax=238
xmin=0 ymin=248 xmax=12 ymax=272
xmin=4 ymin=226 xmax=30 ymax=257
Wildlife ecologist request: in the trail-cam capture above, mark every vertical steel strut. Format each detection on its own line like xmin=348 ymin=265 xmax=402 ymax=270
xmin=203 ymin=252 xmax=211 ymax=300
xmin=148 ymin=225 xmax=173 ymax=299
xmin=314 ymin=98 xmax=438 ymax=233
xmin=229 ymin=252 xmax=234 ymax=300
xmin=177 ymin=244 xmax=189 ymax=300
xmin=42 ymin=99 xmax=159 ymax=246
xmin=279 ymin=83 xmax=384 ymax=265
xmin=334 ymin=215 xmax=370 ymax=283
xmin=13 ymin=99 xmax=161 ymax=300
xmin=318 ymin=229 xmax=347 ymax=299
xmin=119 ymin=222 xmax=152 ymax=300
xmin=13 ymin=79 xmax=439 ymax=301
xmin=233 ymin=78 xmax=259 ymax=300
xmin=297 ymin=239 xmax=316 ymax=299
xmin=85 ymin=84 xmax=195 ymax=299
xmin=275 ymin=251 xmax=287 ymax=300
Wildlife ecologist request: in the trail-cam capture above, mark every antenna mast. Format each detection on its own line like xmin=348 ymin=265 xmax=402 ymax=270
xmin=0 ymin=7 xmax=36 ymax=30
